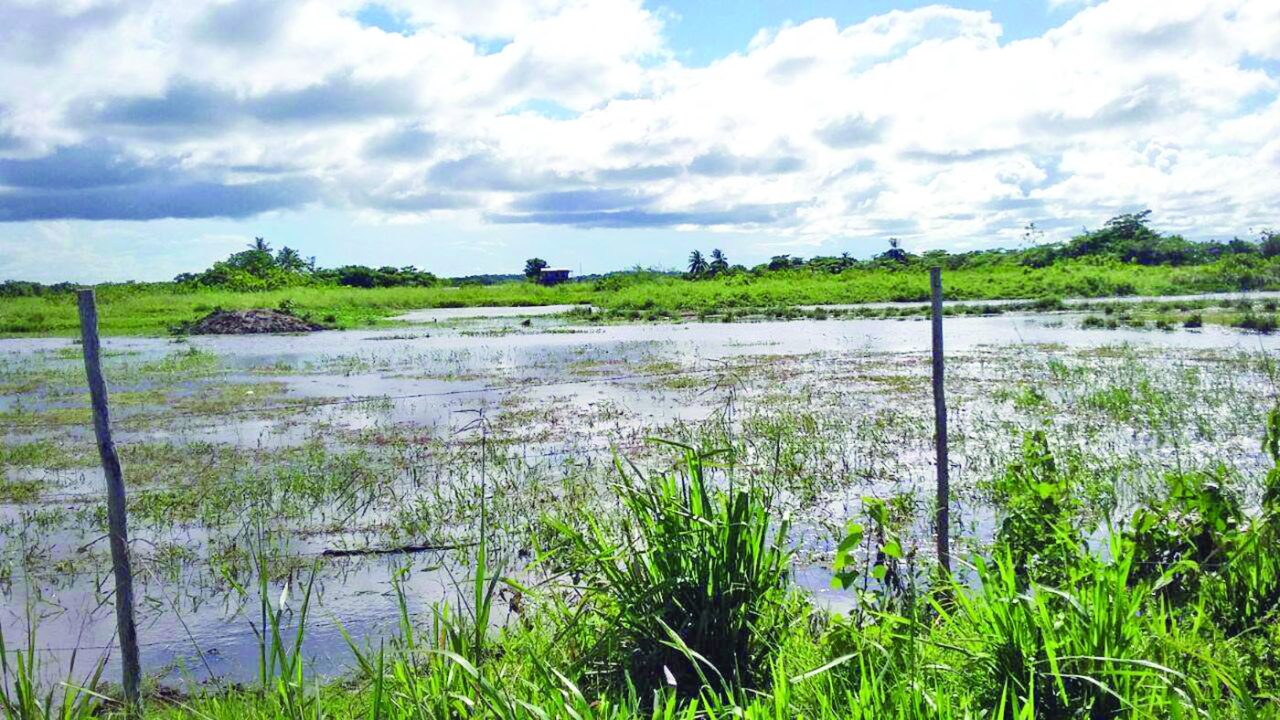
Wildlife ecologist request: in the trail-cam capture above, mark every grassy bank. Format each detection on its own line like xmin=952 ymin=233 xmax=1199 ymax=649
xmin=2 ymin=257 xmax=1277 ymax=336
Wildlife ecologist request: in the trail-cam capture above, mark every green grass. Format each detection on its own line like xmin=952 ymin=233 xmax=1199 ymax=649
xmin=3 ymin=257 xmax=1276 ymax=336
xmin=19 ymin=435 xmax=1279 ymax=719
xmin=549 ymin=445 xmax=793 ymax=694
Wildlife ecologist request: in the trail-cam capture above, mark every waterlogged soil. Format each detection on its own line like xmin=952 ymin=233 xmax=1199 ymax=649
xmin=2 ymin=310 xmax=1279 ymax=688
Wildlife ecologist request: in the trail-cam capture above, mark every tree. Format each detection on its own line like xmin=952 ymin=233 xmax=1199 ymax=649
xmin=688 ymin=250 xmax=708 ymax=276
xmin=711 ymin=248 xmax=732 ymax=272
xmin=879 ymin=238 xmax=908 ymax=263
xmin=767 ymin=255 xmax=793 ymax=271
xmin=709 ymin=249 xmax=729 ymax=275
xmin=275 ymin=246 xmax=307 ymax=272
xmin=1103 ymin=210 xmax=1154 ymax=239
xmin=1022 ymin=222 xmax=1045 ymax=246
xmin=249 ymin=236 xmax=273 ymax=254
xmin=1065 ymin=210 xmax=1157 ymax=258
xmin=337 ymin=265 xmax=377 ymax=288
xmin=524 ymin=258 xmax=549 ymax=279
xmin=1261 ymin=230 xmax=1280 ymax=259
xmin=224 ymin=248 xmax=277 ymax=275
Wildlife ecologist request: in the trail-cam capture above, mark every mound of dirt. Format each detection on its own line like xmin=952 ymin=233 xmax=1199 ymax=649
xmin=189 ymin=309 xmax=327 ymax=335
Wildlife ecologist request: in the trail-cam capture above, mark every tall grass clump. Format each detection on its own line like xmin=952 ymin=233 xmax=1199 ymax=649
xmin=551 ymin=444 xmax=794 ymax=695
xmin=0 ymin=618 xmax=105 ymax=720
xmin=949 ymin=546 xmax=1179 ymax=717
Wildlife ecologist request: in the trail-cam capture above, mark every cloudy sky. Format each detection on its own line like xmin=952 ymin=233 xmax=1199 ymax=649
xmin=0 ymin=0 xmax=1277 ymax=281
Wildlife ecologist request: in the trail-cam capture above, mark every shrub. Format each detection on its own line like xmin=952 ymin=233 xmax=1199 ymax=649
xmin=992 ymin=432 xmax=1083 ymax=586
xmin=551 ymin=445 xmax=793 ymax=694
xmin=1234 ymin=312 xmax=1279 ymax=333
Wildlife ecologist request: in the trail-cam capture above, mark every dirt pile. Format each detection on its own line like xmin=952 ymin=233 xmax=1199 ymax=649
xmin=188 ymin=309 xmax=327 ymax=334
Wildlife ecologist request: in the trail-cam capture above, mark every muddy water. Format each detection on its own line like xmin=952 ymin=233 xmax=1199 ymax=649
xmin=799 ymin=289 xmax=1280 ymax=312
xmin=392 ymin=303 xmax=589 ymax=321
xmin=2 ymin=312 xmax=1279 ymax=689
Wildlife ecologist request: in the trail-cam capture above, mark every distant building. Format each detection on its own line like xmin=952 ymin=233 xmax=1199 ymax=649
xmin=538 ymin=268 xmax=571 ymax=286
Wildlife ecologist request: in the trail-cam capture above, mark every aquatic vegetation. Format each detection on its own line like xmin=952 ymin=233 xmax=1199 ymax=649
xmin=2 ymin=312 xmax=1280 ymax=717
xmin=64 ymin=421 xmax=1280 ymax=718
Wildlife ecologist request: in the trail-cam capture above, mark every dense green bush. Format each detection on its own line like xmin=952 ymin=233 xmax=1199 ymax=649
xmin=550 ymin=446 xmax=794 ymax=694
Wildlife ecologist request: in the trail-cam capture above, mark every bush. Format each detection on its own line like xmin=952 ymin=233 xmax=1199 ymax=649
xmin=991 ymin=431 xmax=1083 ymax=586
xmin=551 ymin=445 xmax=793 ymax=694
xmin=1234 ymin=312 xmax=1279 ymax=333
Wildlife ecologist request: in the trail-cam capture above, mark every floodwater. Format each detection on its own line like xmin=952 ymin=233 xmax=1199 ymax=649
xmin=2 ymin=309 xmax=1279 ymax=689
xmin=392 ymin=304 xmax=589 ymax=321
xmin=800 ymin=289 xmax=1280 ymax=312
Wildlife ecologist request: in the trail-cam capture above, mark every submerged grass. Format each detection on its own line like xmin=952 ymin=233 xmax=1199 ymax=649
xmin=4 ymin=326 xmax=1280 ymax=717
xmin=8 ymin=427 xmax=1280 ymax=719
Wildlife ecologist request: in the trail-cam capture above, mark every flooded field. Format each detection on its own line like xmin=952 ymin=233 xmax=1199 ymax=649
xmin=3 ymin=310 xmax=1279 ymax=687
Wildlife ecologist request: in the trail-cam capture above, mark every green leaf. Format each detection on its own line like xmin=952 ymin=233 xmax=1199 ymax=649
xmin=836 ymin=525 xmax=863 ymax=554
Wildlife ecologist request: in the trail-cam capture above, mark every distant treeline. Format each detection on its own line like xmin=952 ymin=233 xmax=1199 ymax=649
xmin=682 ymin=211 xmax=1279 ymax=279
xmin=3 ymin=212 xmax=1276 ymax=297
xmin=166 ymin=237 xmax=439 ymax=291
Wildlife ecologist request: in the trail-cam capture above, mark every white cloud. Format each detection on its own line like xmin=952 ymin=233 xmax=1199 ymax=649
xmin=0 ymin=0 xmax=1277 ymax=265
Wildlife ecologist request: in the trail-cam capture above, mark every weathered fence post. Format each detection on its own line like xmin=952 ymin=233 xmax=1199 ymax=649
xmin=77 ymin=288 xmax=142 ymax=710
xmin=929 ymin=267 xmax=951 ymax=575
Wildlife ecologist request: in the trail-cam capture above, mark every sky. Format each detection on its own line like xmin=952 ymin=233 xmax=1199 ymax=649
xmin=0 ymin=0 xmax=1278 ymax=282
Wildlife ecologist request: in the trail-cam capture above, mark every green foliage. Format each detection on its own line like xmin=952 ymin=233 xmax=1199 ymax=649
xmin=877 ymin=237 xmax=908 ymax=264
xmin=551 ymin=445 xmax=793 ymax=694
xmin=687 ymin=250 xmax=708 ymax=277
xmin=1126 ymin=468 xmax=1243 ymax=596
xmin=1233 ymin=311 xmax=1279 ymax=333
xmin=15 ymin=427 xmax=1280 ymax=718
xmin=167 ymin=238 xmax=436 ymax=291
xmin=992 ymin=432 xmax=1083 ymax=586
xmin=1260 ymin=230 xmax=1280 ymax=259
xmin=952 ymin=546 xmax=1167 ymax=718
xmin=709 ymin=249 xmax=729 ymax=275
xmin=524 ymin=257 xmax=548 ymax=280
xmin=0 ymin=280 xmax=79 ymax=298
xmin=9 ymin=210 xmax=1280 ymax=336
xmin=321 ymin=265 xmax=436 ymax=289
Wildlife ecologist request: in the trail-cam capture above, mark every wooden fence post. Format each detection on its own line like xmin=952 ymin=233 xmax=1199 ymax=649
xmin=77 ymin=289 xmax=142 ymax=710
xmin=929 ymin=267 xmax=951 ymax=575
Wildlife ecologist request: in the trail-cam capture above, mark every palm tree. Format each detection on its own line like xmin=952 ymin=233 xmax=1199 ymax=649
xmin=882 ymin=237 xmax=907 ymax=263
xmin=688 ymin=250 xmax=708 ymax=276
xmin=276 ymin=246 xmax=306 ymax=272
xmin=709 ymin=249 xmax=729 ymax=274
